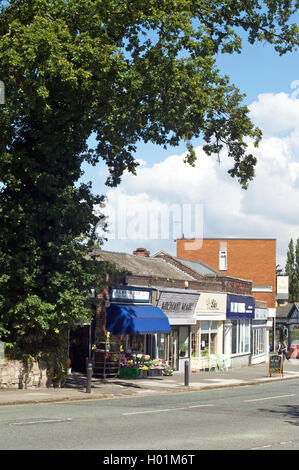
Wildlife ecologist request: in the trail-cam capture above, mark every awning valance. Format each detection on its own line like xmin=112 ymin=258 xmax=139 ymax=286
xmin=106 ymin=304 xmax=171 ymax=335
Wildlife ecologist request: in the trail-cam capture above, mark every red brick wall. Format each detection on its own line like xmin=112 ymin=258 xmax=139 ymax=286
xmin=177 ymin=238 xmax=276 ymax=307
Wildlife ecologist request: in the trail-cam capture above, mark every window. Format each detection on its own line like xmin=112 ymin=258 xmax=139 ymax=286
xmin=200 ymin=321 xmax=219 ymax=356
xmin=231 ymin=319 xmax=250 ymax=355
xmin=179 ymin=326 xmax=189 ymax=358
xmin=191 ymin=332 xmax=196 ymax=357
xmin=219 ymin=250 xmax=227 ymax=270
xmin=157 ymin=334 xmax=166 ymax=360
xmin=252 ymin=285 xmax=272 ymax=292
xmin=252 ymin=327 xmax=265 ymax=356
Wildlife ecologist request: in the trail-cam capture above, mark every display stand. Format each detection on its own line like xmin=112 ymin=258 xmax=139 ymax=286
xmin=93 ymin=342 xmax=120 ymax=378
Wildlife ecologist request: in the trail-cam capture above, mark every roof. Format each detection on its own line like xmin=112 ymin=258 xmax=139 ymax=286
xmin=276 ymin=303 xmax=299 ymax=319
xmin=153 ymin=250 xmax=220 ymax=276
xmin=153 ymin=250 xmax=251 ymax=283
xmin=87 ymin=250 xmax=195 ymax=280
xmin=176 ymin=237 xmax=276 ymax=241
xmin=175 ymin=257 xmax=221 ymax=276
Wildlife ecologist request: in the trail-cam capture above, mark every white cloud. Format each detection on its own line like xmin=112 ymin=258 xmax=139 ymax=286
xmin=249 ymin=92 xmax=299 ymax=137
xmin=98 ymin=91 xmax=299 ymax=268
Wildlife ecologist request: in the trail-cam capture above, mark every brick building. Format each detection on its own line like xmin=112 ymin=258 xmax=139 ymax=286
xmin=80 ymin=248 xmax=256 ymax=371
xmin=177 ymin=238 xmax=277 ymax=309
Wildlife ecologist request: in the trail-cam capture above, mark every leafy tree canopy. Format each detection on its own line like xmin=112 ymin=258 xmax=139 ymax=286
xmin=0 ymin=0 xmax=299 ymax=358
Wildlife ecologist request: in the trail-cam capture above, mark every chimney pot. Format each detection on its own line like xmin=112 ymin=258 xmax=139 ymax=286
xmin=133 ymin=247 xmax=150 ymax=257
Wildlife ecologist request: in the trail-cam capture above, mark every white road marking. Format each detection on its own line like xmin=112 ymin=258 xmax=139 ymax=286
xmin=123 ymin=404 xmax=214 ymax=416
xmin=9 ymin=418 xmax=72 ymax=426
xmin=244 ymin=394 xmax=295 ymax=403
xmin=251 ymin=444 xmax=272 ymax=450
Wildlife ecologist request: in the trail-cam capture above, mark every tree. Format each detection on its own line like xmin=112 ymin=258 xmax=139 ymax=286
xmin=285 ymin=238 xmax=298 ymax=302
xmin=1 ymin=0 xmax=299 ymax=363
xmin=293 ymin=239 xmax=299 ymax=302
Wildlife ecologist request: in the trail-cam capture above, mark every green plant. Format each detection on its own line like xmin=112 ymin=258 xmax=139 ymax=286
xmin=179 ymin=344 xmax=188 ymax=356
xmin=162 ymin=365 xmax=173 ymax=376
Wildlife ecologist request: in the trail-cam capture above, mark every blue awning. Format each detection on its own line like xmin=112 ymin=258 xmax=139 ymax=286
xmin=106 ymin=304 xmax=171 ymax=335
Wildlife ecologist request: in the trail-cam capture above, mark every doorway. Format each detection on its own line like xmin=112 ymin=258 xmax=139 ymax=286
xmin=169 ymin=328 xmax=179 ymax=371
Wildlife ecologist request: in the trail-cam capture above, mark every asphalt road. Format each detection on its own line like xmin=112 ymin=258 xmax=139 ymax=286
xmin=0 ymin=380 xmax=298 ymax=451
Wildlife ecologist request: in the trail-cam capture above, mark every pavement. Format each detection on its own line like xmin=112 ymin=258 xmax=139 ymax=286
xmin=1 ymin=358 xmax=299 ymax=406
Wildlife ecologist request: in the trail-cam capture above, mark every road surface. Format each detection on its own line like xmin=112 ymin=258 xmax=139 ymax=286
xmin=0 ymin=379 xmax=298 ymax=451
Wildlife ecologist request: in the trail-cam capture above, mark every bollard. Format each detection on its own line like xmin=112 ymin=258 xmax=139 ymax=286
xmin=86 ymin=361 xmax=93 ymax=393
xmin=184 ymin=360 xmax=189 ymax=386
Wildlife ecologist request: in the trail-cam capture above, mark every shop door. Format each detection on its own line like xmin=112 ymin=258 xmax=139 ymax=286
xmin=169 ymin=328 xmax=179 ymax=371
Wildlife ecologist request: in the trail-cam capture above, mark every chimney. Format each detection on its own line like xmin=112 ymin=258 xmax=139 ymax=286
xmin=133 ymin=247 xmax=150 ymax=257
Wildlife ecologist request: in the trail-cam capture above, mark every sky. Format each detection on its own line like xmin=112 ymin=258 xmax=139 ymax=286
xmin=79 ymin=33 xmax=299 ymax=270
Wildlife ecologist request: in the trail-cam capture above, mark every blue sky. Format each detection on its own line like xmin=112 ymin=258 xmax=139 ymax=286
xmin=80 ymin=31 xmax=299 ymax=269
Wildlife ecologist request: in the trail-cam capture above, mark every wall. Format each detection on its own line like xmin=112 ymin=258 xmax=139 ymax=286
xmin=0 ymin=358 xmax=48 ymax=389
xmin=177 ymin=238 xmax=276 ymax=307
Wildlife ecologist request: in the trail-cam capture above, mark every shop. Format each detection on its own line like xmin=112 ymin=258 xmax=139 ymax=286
xmin=101 ymin=286 xmax=171 ymax=378
xmin=224 ymin=294 xmax=255 ymax=368
xmin=156 ymin=288 xmax=200 ymax=372
xmin=289 ymin=312 xmax=299 ymax=350
xmin=192 ymin=292 xmax=227 ymax=370
xmin=251 ymin=303 xmax=269 ymax=365
xmin=276 ymin=303 xmax=299 ymax=358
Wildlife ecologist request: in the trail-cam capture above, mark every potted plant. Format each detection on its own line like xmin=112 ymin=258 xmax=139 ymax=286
xmin=162 ymin=364 xmax=173 ymax=376
xmin=179 ymin=344 xmax=188 ymax=357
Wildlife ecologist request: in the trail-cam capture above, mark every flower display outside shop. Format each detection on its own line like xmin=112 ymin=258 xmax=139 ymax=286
xmin=119 ymin=353 xmax=173 ymax=377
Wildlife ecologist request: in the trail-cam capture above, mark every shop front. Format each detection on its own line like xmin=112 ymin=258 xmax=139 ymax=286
xmin=275 ymin=304 xmax=299 ymax=358
xmin=224 ymin=294 xmax=255 ymax=369
xmin=251 ymin=303 xmax=269 ymax=365
xmin=192 ymin=292 xmax=227 ymax=370
xmin=101 ymin=286 xmax=171 ymax=378
xmin=288 ymin=306 xmax=299 ymax=357
xmin=156 ymin=289 xmax=200 ymax=372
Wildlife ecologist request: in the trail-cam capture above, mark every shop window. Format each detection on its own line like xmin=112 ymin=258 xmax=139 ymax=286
xmin=179 ymin=326 xmax=189 ymax=358
xmin=252 ymin=327 xmax=265 ymax=356
xmin=231 ymin=319 xmax=250 ymax=355
xmin=157 ymin=334 xmax=166 ymax=360
xmin=290 ymin=325 xmax=299 ymax=349
xmin=200 ymin=321 xmax=219 ymax=356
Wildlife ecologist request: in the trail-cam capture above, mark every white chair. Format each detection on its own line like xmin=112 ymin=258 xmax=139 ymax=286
xmin=219 ymin=354 xmax=229 ymax=371
xmin=216 ymin=354 xmax=224 ymax=371
xmin=209 ymin=354 xmax=218 ymax=372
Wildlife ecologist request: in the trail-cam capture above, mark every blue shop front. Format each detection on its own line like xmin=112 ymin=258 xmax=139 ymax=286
xmin=106 ymin=286 xmax=171 ymax=364
xmin=223 ymin=294 xmax=255 ymax=368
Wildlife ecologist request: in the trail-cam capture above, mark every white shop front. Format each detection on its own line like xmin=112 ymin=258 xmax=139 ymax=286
xmin=192 ymin=292 xmax=227 ymax=370
xmin=157 ymin=289 xmax=200 ymax=372
xmin=251 ymin=303 xmax=269 ymax=365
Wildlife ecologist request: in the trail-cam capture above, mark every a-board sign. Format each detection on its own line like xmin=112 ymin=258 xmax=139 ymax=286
xmin=268 ymin=354 xmax=283 ymax=377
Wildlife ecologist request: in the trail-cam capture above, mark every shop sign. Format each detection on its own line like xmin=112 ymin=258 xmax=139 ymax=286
xmin=226 ymin=294 xmax=255 ymax=319
xmin=157 ymin=292 xmax=199 ymax=325
xmin=110 ymin=287 xmax=151 ymax=303
xmin=195 ymin=292 xmax=226 ymax=318
xmin=254 ymin=308 xmax=268 ymax=321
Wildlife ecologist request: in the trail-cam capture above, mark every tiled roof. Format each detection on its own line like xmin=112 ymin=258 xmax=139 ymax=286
xmin=276 ymin=303 xmax=299 ymax=319
xmin=87 ymin=250 xmax=195 ymax=280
